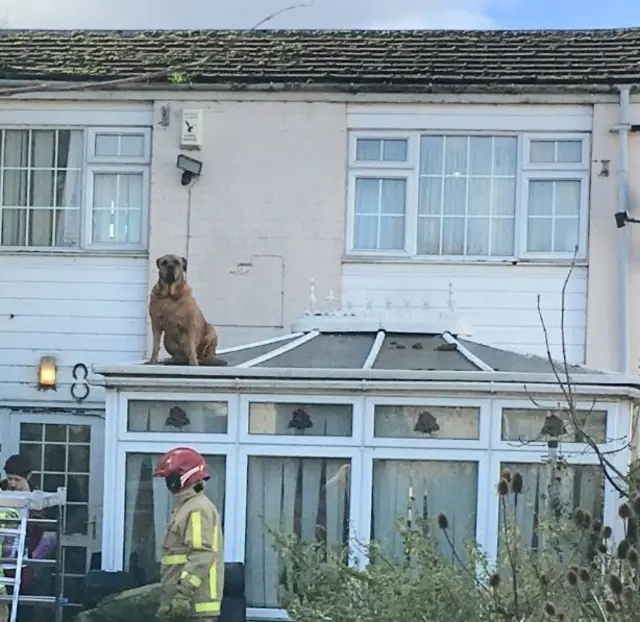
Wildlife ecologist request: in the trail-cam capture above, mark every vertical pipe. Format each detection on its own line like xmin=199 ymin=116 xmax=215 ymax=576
xmin=618 ymin=85 xmax=631 ymax=373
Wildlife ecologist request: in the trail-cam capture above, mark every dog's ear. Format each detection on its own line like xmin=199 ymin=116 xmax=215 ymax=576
xmin=181 ymin=256 xmax=188 ymax=272
xmin=156 ymin=256 xmax=162 ymax=268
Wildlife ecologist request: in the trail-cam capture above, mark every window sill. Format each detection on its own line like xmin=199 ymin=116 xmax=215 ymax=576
xmin=0 ymin=248 xmax=149 ymax=259
xmin=342 ymin=254 xmax=589 ymax=268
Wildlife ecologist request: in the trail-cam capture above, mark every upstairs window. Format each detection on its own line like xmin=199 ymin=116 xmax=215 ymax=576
xmin=348 ymin=131 xmax=590 ymax=261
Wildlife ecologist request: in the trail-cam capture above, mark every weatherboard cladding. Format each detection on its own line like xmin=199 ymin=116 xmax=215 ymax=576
xmin=0 ymin=28 xmax=639 ymax=89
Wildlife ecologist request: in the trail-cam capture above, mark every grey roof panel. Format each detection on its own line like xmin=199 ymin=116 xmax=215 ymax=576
xmin=257 ymin=333 xmax=375 ymax=368
xmin=457 ymin=338 xmax=597 ymax=374
xmin=219 ymin=335 xmax=304 ymax=366
xmin=373 ymin=334 xmax=480 ymax=371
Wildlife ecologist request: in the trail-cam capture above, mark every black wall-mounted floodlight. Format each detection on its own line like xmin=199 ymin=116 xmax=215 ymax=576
xmin=615 ymin=211 xmax=640 ymax=228
xmin=176 ymin=153 xmax=203 ymax=186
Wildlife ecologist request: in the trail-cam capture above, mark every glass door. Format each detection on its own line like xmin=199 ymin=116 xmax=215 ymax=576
xmin=3 ymin=412 xmax=104 ymax=616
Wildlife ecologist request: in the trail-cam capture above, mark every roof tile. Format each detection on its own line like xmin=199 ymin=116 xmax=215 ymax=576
xmin=0 ymin=28 xmax=639 ymax=91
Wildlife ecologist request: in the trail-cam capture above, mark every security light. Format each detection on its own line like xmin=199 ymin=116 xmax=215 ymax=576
xmin=176 ymin=153 xmax=203 ymax=186
xmin=615 ymin=211 xmax=640 ymax=228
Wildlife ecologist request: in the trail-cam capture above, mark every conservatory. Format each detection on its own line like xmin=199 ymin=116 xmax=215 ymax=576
xmin=91 ymin=310 xmax=637 ymax=621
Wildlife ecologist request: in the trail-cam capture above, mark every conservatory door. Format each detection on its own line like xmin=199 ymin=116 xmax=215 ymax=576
xmin=3 ymin=412 xmax=104 ymax=611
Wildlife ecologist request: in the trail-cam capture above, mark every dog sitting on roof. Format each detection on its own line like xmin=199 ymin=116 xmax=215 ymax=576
xmin=146 ymin=254 xmax=227 ymax=366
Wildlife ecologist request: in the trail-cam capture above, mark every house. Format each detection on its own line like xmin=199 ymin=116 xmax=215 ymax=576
xmin=0 ymin=27 xmax=639 ymax=620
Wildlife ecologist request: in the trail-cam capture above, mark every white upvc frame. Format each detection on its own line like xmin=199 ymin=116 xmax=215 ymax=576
xmin=345 ymin=129 xmax=592 ymax=264
xmin=518 ymin=170 xmax=590 ymax=261
xmin=117 ymin=391 xmax=241 ymax=443
xmin=111 ymin=439 xmax=240 ymax=571
xmin=521 ymin=133 xmax=591 ymax=171
xmin=86 ymin=127 xmax=152 ymax=165
xmin=363 ymin=395 xmax=490 ymax=449
xmin=84 ymin=165 xmax=150 ymax=252
xmin=239 ymin=393 xmax=364 ymax=446
xmin=237 ymin=443 xmax=364 ymax=621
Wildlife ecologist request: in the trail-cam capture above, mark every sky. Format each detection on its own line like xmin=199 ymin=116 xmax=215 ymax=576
xmin=0 ymin=0 xmax=638 ymax=31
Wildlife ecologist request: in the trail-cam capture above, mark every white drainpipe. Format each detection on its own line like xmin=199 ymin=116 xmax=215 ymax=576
xmin=617 ymin=85 xmax=631 ymax=374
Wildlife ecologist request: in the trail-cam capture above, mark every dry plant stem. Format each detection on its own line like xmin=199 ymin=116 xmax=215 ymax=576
xmin=500 ymin=496 xmax=520 ymax=619
xmin=0 ymin=2 xmax=313 ymax=98
xmin=440 ymin=528 xmax=493 ymax=597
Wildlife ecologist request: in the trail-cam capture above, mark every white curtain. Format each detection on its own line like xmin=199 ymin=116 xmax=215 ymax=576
xmin=124 ymin=453 xmax=226 ymax=576
xmin=417 ymin=135 xmax=516 ymax=256
xmin=127 ymin=401 xmax=228 ymax=434
xmin=1 ymin=129 xmax=82 ymax=247
xmin=92 ymin=172 xmax=143 ymax=245
xmin=353 ymin=177 xmax=406 ymax=251
xmin=248 ymin=402 xmax=352 ymax=437
xmin=499 ymin=462 xmax=604 ymax=553
xmin=245 ymin=457 xmax=351 ymax=608
xmin=371 ymin=460 xmax=478 ymax=567
xmin=527 ymin=179 xmax=580 ymax=253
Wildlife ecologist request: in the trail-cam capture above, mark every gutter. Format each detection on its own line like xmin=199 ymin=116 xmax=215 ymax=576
xmin=617 ymin=85 xmax=631 ymax=374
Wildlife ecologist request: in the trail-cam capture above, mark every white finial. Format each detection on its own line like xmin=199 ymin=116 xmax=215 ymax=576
xmin=307 ymin=278 xmax=317 ymax=315
xmin=422 ymin=300 xmax=430 ymax=313
xmin=385 ymin=298 xmax=392 ymax=316
xmin=326 ymin=289 xmax=336 ymax=315
xmin=447 ymin=282 xmax=455 ymax=313
xmin=345 ymin=300 xmax=354 ymax=316
xmin=365 ymin=300 xmax=374 ymax=316
xmin=403 ymin=299 xmax=411 ymax=317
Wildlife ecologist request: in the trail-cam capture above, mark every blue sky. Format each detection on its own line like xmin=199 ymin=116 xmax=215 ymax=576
xmin=1 ymin=0 xmax=638 ymax=30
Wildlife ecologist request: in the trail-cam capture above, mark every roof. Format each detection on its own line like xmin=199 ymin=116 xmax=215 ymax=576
xmin=1 ymin=28 xmax=640 ymax=93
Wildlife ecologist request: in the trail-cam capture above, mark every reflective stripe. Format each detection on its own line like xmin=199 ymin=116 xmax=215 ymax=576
xmin=195 ymin=601 xmax=221 ymax=614
xmin=212 ymin=523 xmax=220 ymax=553
xmin=208 ymin=563 xmax=217 ymax=600
xmin=180 ymin=570 xmax=202 ymax=588
xmin=190 ymin=511 xmax=202 ymax=549
xmin=161 ymin=554 xmax=188 ymax=565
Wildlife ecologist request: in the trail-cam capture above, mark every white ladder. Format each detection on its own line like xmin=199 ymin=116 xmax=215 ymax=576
xmin=0 ymin=488 xmax=67 ymax=622
xmin=0 ymin=503 xmax=28 ymax=622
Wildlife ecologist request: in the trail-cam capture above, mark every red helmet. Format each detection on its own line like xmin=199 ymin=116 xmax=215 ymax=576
xmin=154 ymin=447 xmax=209 ymax=493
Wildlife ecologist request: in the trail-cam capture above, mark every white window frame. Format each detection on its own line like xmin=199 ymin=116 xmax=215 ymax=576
xmin=238 ymin=443 xmax=363 ymax=621
xmin=86 ymin=127 xmax=152 ymax=165
xmin=346 ymin=130 xmax=591 ymax=263
xmin=85 ymin=165 xmax=150 ymax=252
xmin=363 ymin=395 xmax=489 ymax=449
xmin=239 ymin=394 xmax=364 ymax=447
xmin=117 ymin=391 xmax=240 ymax=443
xmin=112 ymin=440 xmax=239 ymax=572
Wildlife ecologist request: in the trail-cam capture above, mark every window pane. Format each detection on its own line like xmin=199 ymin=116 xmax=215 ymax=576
xmin=3 ymin=170 xmax=28 ymax=206
xmin=492 ymin=218 xmax=515 ymax=255
xmin=494 ymin=137 xmax=517 ymax=175
xmin=557 ymin=140 xmax=582 ymax=163
xmin=554 ymin=218 xmax=579 ymax=252
xmin=381 ymin=178 xmax=405 ymax=214
xmin=121 ymin=134 xmax=146 ymax=158
xmin=418 ymin=176 xmax=441 ymax=215
xmin=442 ymin=218 xmax=465 ymax=254
xmin=501 ymin=407 xmax=607 ymax=443
xmin=29 ymin=209 xmax=53 ymax=246
xmin=31 ymin=130 xmax=56 ymax=168
xmin=92 ymin=172 xmax=145 ymax=245
xmin=379 ymin=215 xmax=404 ymax=250
xmin=374 ymin=405 xmax=479 ymax=439
xmin=4 ymin=130 xmax=29 ymax=167
xmin=530 ymin=140 xmax=555 ymax=163
xmin=353 ymin=214 xmax=378 ymax=249
xmin=467 ymin=178 xmax=491 ymax=215
xmin=56 ymin=171 xmax=81 ymax=208
xmin=31 ymin=170 xmax=54 ymax=207
xmin=249 ymin=402 xmax=352 ymax=436
xmin=124 ymin=453 xmax=225 ymax=579
xmin=55 ymin=209 xmax=80 ymax=247
xmin=57 ymin=131 xmax=83 ymax=169
xmin=417 ymin=216 xmax=440 ymax=254
xmin=528 ymin=180 xmax=553 ymax=215
xmin=442 ymin=177 xmax=466 ymax=215
xmin=372 ymin=460 xmax=477 ymax=565
xmin=555 ymin=180 xmax=581 ymax=216
xmin=95 ymin=134 xmax=119 ymax=157
xmin=493 ymin=178 xmax=516 ymax=216
xmin=420 ymin=136 xmax=443 ymax=174
xmin=498 ymin=463 xmax=604 ymax=556
xmin=527 ymin=218 xmax=553 ymax=252
xmin=246 ymin=456 xmax=351 ymax=608
xmin=444 ymin=136 xmax=468 ymax=175
xmin=382 ymin=139 xmax=408 ymax=162
xmin=466 ymin=217 xmax=490 ymax=255
xmin=354 ymin=178 xmax=379 ymax=215
xmin=127 ymin=400 xmax=228 ymax=433
xmin=469 ymin=137 xmax=492 ymax=175
xmin=1 ymin=208 xmax=27 ymax=246
xmin=355 ymin=138 xmax=381 ymax=161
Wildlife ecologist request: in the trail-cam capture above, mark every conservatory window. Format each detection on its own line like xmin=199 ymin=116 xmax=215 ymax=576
xmin=127 ymin=400 xmax=228 ymax=434
xmin=373 ymin=404 xmax=480 ymax=440
xmin=247 ymin=402 xmax=353 ymax=437
xmin=123 ymin=453 xmax=226 ymax=577
xmin=244 ymin=456 xmax=351 ymax=608
xmin=371 ymin=459 xmax=478 ymax=565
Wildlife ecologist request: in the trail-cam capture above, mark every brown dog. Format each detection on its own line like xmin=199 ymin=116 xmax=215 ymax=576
xmin=146 ymin=254 xmax=226 ymax=366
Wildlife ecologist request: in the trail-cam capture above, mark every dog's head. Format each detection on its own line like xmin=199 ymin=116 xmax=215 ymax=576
xmin=156 ymin=254 xmax=187 ymax=285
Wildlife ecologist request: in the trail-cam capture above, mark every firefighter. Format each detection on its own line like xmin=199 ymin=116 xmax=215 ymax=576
xmin=153 ymin=447 xmax=224 ymax=621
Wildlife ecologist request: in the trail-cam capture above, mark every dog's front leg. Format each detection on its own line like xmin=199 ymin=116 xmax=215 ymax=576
xmin=146 ymin=321 xmax=162 ymax=364
xmin=186 ymin=334 xmax=199 ymax=366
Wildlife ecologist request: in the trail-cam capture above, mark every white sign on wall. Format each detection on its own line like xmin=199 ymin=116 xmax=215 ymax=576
xmin=180 ymin=109 xmax=204 ymax=149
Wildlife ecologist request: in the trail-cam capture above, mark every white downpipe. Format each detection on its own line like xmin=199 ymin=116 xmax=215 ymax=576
xmin=618 ymin=85 xmax=631 ymax=374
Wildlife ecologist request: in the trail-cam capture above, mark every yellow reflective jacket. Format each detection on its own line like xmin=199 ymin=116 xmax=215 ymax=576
xmin=160 ymin=486 xmax=224 ymax=618
xmin=0 ymin=508 xmax=20 ymax=597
